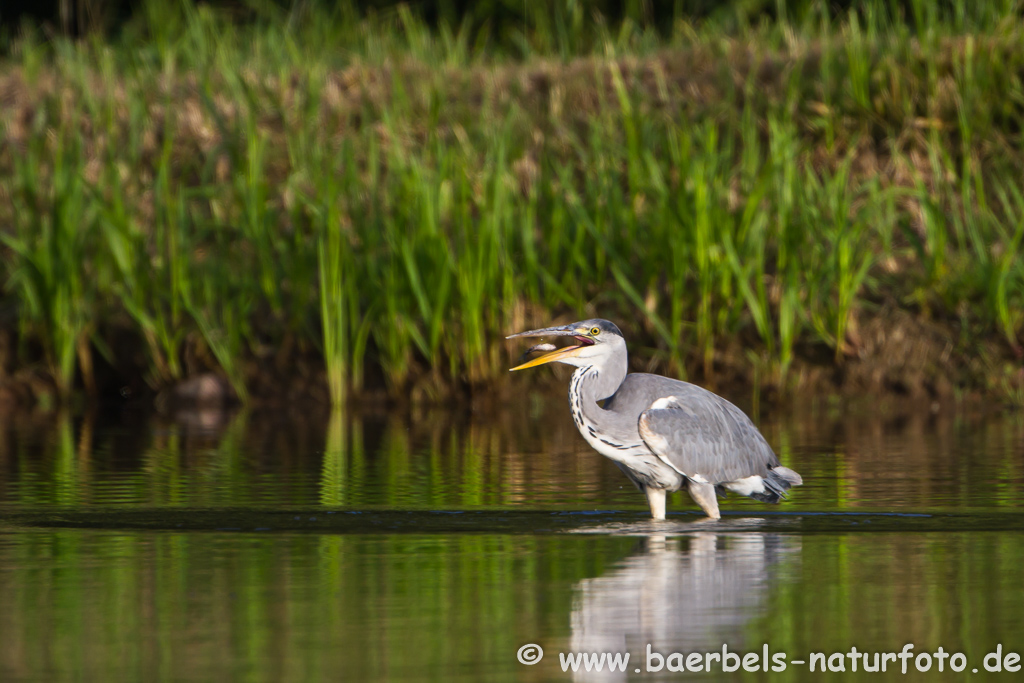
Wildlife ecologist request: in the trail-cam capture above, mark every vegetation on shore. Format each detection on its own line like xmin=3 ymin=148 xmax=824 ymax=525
xmin=0 ymin=0 xmax=1023 ymax=408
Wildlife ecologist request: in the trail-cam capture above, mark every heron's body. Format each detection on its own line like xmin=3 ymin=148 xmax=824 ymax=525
xmin=509 ymin=319 xmax=802 ymax=520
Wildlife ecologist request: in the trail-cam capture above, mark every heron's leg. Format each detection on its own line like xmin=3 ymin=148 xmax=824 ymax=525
xmin=644 ymin=487 xmax=667 ymax=521
xmin=686 ymin=480 xmax=721 ymax=520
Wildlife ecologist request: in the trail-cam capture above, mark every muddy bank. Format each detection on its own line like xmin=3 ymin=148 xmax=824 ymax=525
xmin=0 ymin=303 xmax=1018 ymax=412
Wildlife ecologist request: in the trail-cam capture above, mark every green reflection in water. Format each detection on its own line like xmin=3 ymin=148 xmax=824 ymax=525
xmin=1 ymin=529 xmax=1023 ymax=681
xmin=52 ymin=415 xmax=81 ymax=506
xmin=749 ymin=532 xmax=1024 ymax=683
xmin=0 ymin=405 xmax=1022 ymax=681
xmin=0 ymin=405 xmax=1022 ymax=512
xmin=319 ymin=410 xmax=348 ymax=507
xmin=0 ymin=531 xmax=635 ymax=682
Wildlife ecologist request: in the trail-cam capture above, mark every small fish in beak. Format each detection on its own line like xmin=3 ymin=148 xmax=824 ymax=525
xmin=517 ymin=343 xmax=557 ymax=364
xmin=506 ymin=324 xmax=596 ymax=371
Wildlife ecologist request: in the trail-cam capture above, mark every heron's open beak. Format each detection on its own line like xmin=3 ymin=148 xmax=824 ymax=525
xmin=506 ymin=325 xmax=594 ymax=371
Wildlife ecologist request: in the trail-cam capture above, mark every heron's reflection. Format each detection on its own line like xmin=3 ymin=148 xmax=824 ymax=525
xmin=569 ymin=525 xmax=798 ymax=680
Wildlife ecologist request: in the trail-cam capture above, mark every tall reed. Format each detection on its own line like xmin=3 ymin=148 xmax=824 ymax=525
xmin=1 ymin=0 xmax=1022 ymax=403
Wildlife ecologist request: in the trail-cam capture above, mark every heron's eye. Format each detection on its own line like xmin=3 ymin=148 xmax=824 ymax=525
xmin=590 ymin=326 xmax=601 ymax=336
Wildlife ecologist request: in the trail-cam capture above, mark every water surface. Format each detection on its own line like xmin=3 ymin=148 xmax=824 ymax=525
xmin=1 ymin=399 xmax=1023 ymax=681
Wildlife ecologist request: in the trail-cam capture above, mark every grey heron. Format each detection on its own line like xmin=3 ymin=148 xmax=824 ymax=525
xmin=508 ymin=319 xmax=802 ymax=520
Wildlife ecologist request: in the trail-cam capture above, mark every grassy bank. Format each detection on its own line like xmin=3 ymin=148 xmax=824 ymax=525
xmin=1 ymin=1 xmax=1023 ymax=408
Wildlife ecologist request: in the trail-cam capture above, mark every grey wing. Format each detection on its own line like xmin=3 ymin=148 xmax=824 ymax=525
xmin=637 ymin=394 xmax=779 ymax=485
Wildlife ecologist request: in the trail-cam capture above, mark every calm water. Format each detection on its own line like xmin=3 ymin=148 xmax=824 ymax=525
xmin=1 ymin=397 xmax=1023 ymax=682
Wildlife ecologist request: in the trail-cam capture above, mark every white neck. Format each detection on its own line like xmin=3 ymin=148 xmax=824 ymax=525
xmin=567 ymin=357 xmax=639 ymax=458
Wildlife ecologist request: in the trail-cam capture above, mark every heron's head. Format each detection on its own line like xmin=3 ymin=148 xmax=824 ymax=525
xmin=507 ymin=319 xmax=625 ymax=371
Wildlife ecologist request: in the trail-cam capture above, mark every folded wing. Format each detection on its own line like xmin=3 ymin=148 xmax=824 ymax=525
xmin=637 ymin=394 xmax=779 ymax=486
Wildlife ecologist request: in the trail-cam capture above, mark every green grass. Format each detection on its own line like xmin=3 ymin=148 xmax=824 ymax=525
xmin=1 ymin=0 xmax=1023 ymax=406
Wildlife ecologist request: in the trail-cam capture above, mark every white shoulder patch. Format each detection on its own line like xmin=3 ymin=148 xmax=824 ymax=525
xmin=650 ymin=396 xmax=680 ymax=411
